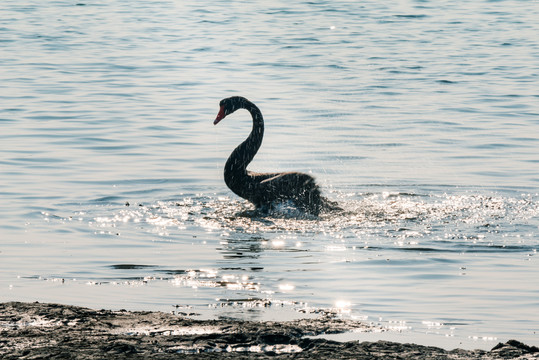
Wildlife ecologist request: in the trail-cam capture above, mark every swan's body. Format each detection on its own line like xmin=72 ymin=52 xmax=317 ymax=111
xmin=214 ymin=96 xmax=325 ymax=215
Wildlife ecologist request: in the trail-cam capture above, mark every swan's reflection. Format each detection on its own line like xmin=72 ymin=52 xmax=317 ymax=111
xmin=217 ymin=236 xmax=266 ymax=260
xmin=217 ymin=233 xmax=308 ymax=261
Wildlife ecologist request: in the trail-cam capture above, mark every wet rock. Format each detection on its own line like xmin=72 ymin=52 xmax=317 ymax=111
xmin=491 ymin=340 xmax=539 ymax=358
xmin=0 ymin=302 xmax=536 ymax=359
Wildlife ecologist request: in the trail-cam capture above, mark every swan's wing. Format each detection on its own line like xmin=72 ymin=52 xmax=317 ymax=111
xmin=259 ymin=173 xmax=287 ymax=184
xmin=248 ymin=171 xmax=285 ymax=183
xmin=259 ymin=172 xmax=317 ymax=188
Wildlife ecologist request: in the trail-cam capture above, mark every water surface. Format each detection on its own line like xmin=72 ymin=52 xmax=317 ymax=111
xmin=1 ymin=0 xmax=538 ymax=350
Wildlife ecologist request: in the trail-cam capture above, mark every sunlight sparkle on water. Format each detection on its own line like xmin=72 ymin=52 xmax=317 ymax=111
xmin=271 ymin=239 xmax=286 ymax=248
xmin=325 ymin=244 xmax=347 ymax=252
xmin=387 ymin=320 xmax=410 ymax=332
xmin=278 ymin=284 xmax=295 ymax=292
xmin=334 ymin=300 xmax=352 ymax=314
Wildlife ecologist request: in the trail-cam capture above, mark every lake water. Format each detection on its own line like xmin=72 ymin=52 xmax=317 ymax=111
xmin=1 ymin=0 xmax=538 ymax=350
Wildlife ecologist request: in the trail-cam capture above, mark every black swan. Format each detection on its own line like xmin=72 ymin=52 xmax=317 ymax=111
xmin=214 ymin=96 xmax=334 ymax=216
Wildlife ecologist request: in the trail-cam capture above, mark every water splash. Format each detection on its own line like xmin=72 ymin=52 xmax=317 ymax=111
xmin=86 ymin=191 xmax=538 ymax=252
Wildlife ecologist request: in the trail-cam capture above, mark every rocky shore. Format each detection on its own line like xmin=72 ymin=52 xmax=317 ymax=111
xmin=1 ymin=302 xmax=537 ymax=359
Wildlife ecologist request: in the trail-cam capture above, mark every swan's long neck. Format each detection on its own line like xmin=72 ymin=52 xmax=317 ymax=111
xmin=224 ymin=100 xmax=264 ymax=195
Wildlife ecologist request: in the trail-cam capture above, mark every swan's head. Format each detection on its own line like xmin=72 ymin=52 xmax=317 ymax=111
xmin=214 ymin=96 xmax=247 ymax=125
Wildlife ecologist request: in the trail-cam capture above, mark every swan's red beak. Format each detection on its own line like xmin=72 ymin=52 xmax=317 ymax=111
xmin=214 ymin=106 xmax=226 ymax=125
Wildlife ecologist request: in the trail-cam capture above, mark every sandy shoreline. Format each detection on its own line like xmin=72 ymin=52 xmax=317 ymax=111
xmin=1 ymin=302 xmax=538 ymax=359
